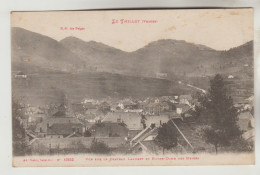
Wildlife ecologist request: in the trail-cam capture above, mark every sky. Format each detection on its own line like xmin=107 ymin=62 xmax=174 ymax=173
xmin=11 ymin=9 xmax=253 ymax=52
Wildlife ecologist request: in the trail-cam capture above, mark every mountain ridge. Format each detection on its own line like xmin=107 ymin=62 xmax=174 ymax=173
xmin=12 ymin=27 xmax=253 ymax=79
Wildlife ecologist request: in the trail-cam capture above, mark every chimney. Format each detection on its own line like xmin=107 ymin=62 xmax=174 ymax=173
xmin=143 ymin=123 xmax=146 ymax=129
xmin=151 ymin=123 xmax=155 ymax=129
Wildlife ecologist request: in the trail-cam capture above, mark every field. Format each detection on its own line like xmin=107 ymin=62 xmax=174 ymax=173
xmin=12 ymin=71 xmax=197 ymax=105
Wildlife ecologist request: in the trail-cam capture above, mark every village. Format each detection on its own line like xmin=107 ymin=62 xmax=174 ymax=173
xmin=16 ymin=87 xmax=255 ymax=155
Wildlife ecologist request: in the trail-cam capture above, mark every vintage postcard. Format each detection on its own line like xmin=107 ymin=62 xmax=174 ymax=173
xmin=11 ymin=9 xmax=254 ymax=167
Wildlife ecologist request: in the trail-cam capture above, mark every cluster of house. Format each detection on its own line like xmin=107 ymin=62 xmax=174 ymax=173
xmin=19 ymin=95 xmax=197 ymax=154
xmin=235 ymin=95 xmax=255 ymax=142
xmin=18 ymin=93 xmax=255 ymax=155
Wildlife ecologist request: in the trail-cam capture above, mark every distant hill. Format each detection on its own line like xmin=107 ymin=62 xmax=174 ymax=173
xmin=60 ymin=37 xmax=222 ymax=77
xmin=11 ymin=27 xmax=85 ymax=73
xmin=12 ymin=27 xmax=253 ymax=79
xmin=60 ymin=35 xmax=253 ymax=79
xmin=60 ymin=36 xmax=128 ymax=73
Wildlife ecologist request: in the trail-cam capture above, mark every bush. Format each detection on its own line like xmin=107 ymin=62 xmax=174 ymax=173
xmin=90 ymin=139 xmax=110 ymax=154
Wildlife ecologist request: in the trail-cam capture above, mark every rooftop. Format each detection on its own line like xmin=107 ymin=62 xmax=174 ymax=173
xmin=102 ymin=112 xmax=142 ymax=130
xmin=47 ymin=123 xmax=84 ymax=136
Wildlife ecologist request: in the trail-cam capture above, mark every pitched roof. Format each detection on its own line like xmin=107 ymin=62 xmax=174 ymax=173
xmin=161 ymin=100 xmax=175 ymax=106
xmin=90 ymin=122 xmax=128 ymax=137
xmin=238 ymin=111 xmax=253 ymax=120
xmin=246 ymin=96 xmax=254 ymax=102
xmin=47 ymin=123 xmax=83 ymax=136
xmin=102 ymin=112 xmax=142 ymax=130
xmin=145 ymin=115 xmax=170 ymax=127
xmin=176 ymin=104 xmax=191 ymax=113
xmin=179 ymin=95 xmax=192 ymax=101
xmin=52 ymin=111 xmax=66 ymax=117
xmin=35 ymin=117 xmax=82 ymax=133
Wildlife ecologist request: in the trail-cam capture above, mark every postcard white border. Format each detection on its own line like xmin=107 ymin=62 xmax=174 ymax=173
xmin=0 ymin=0 xmax=259 ymax=175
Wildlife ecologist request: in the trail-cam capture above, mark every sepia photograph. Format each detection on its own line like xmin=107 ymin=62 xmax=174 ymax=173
xmin=11 ymin=9 xmax=254 ymax=167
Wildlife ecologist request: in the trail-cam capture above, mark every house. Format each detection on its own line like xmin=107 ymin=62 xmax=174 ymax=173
xmin=237 ymin=112 xmax=254 ymax=132
xmin=82 ymin=98 xmax=98 ymax=104
xmin=99 ymin=101 xmax=111 ymax=111
xmin=130 ymin=126 xmax=158 ymax=146
xmin=160 ymin=96 xmax=172 ymax=101
xmin=102 ymin=112 xmax=143 ymax=131
xmin=144 ymin=115 xmax=170 ymax=128
xmin=136 ymin=100 xmax=149 ymax=110
xmin=162 ymin=111 xmax=180 ymax=119
xmin=71 ymin=103 xmax=85 ymax=113
xmin=130 ymin=127 xmax=177 ymax=154
xmin=170 ymin=99 xmax=178 ymax=104
xmin=83 ymin=112 xmax=97 ymax=123
xmin=243 ymin=104 xmax=253 ymax=111
xmin=15 ymin=71 xmax=27 ymax=79
xmin=46 ymin=123 xmax=85 ymax=138
xmin=246 ymin=95 xmax=254 ymax=102
xmin=228 ymin=75 xmax=234 ymax=79
xmin=25 ymin=106 xmax=44 ymax=115
xmin=120 ymin=99 xmax=138 ymax=109
xmin=117 ymin=103 xmax=125 ymax=109
xmin=83 ymin=102 xmax=97 ymax=110
xmin=179 ymin=95 xmax=192 ymax=105
xmin=145 ymin=102 xmax=161 ymax=115
xmin=25 ymin=130 xmax=38 ymax=145
xmin=190 ymin=99 xmax=200 ymax=108
xmin=90 ymin=122 xmax=129 ymax=138
xmin=124 ymin=109 xmax=143 ymax=113
xmin=52 ymin=111 xmax=66 ymax=118
xmin=154 ymin=98 xmax=160 ymax=103
xmin=74 ymin=114 xmax=96 ymax=130
xmin=156 ymin=72 xmax=167 ymax=79
xmin=27 ymin=114 xmax=44 ymax=126
xmin=176 ymin=104 xmax=191 ymax=115
xmin=19 ymin=115 xmax=30 ymax=129
xmin=35 ymin=117 xmax=83 ymax=137
xmin=110 ymin=102 xmax=121 ymax=112
xmin=143 ymin=129 xmax=158 ymax=141
xmin=160 ymin=101 xmax=176 ymax=112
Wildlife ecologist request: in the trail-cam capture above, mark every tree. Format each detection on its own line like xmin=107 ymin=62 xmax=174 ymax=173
xmin=155 ymin=123 xmax=178 ymax=154
xmin=90 ymin=139 xmax=110 ymax=154
xmin=201 ymin=74 xmax=242 ymax=154
xmin=84 ymin=130 xmax=92 ymax=137
xmin=12 ymin=97 xmax=31 ymax=156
